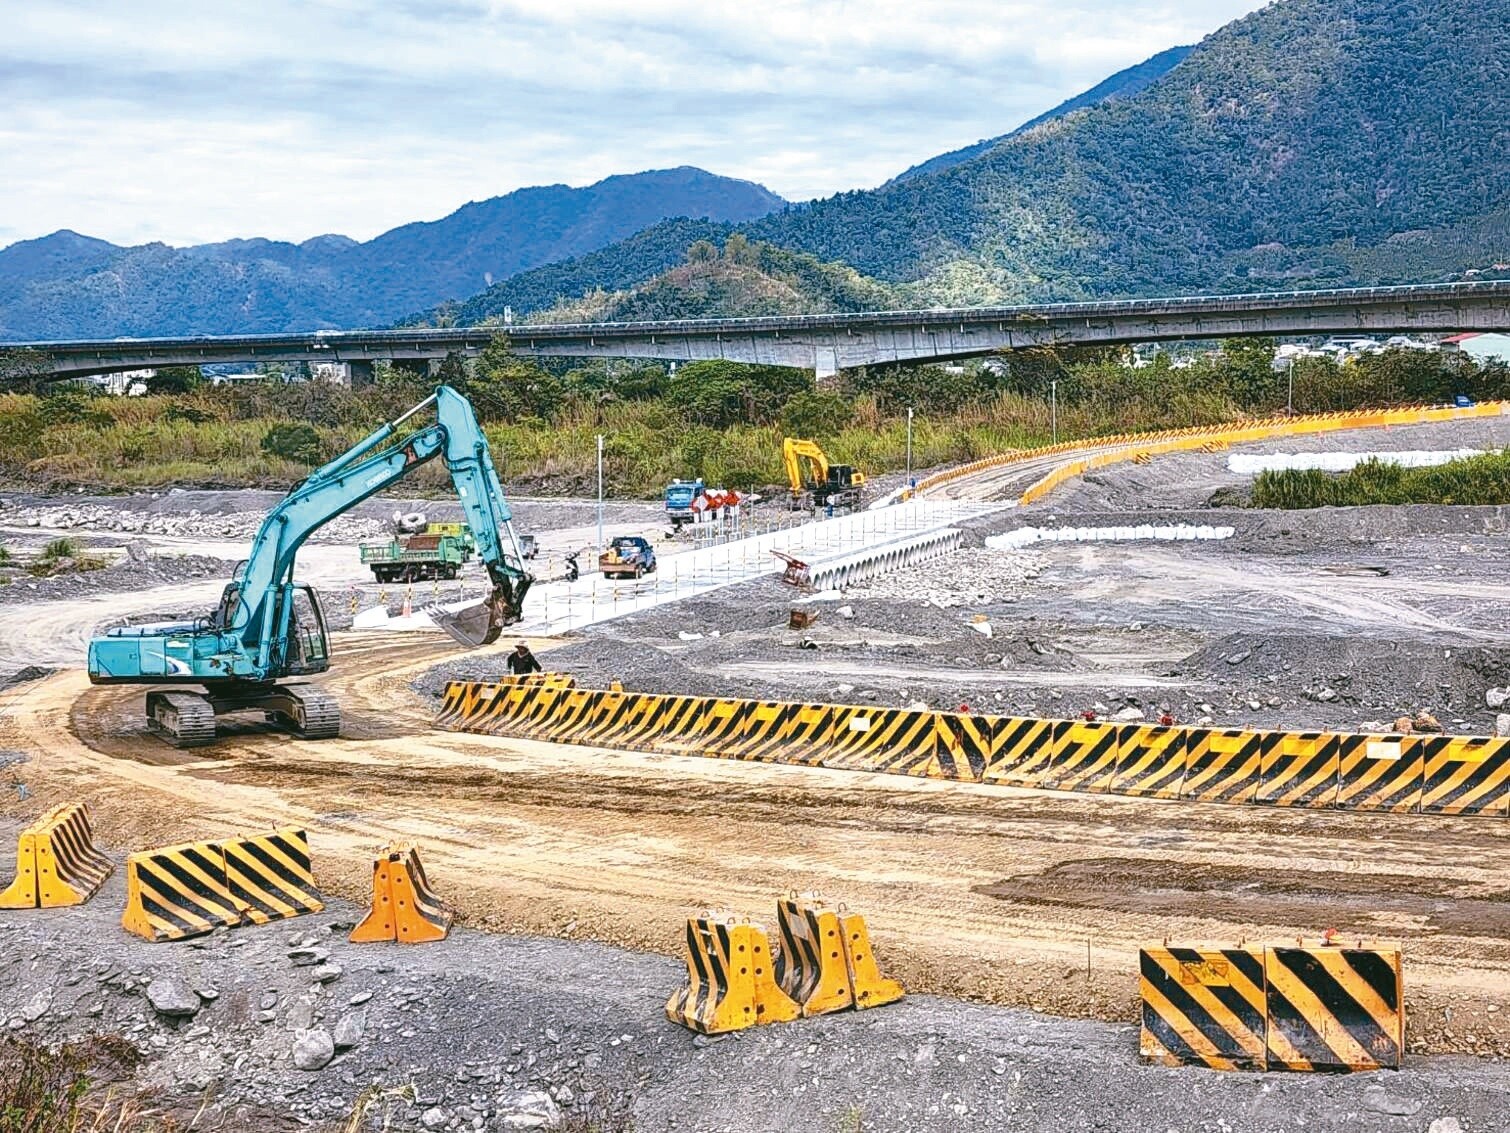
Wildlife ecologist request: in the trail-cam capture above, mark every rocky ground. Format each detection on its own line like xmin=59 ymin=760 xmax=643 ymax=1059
xmin=419 ymin=503 xmax=1510 ymax=735
xmin=0 ymin=489 xmax=663 ymax=546
xmin=2 ymin=832 xmax=1504 ymax=1133
xmin=0 ymin=541 xmax=232 ymax=606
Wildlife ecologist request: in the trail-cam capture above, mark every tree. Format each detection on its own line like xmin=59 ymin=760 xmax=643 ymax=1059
xmin=666 ymin=361 xmax=812 ymax=428
xmin=781 ymin=389 xmax=853 ymax=437
xmin=687 ymin=240 xmax=718 ymax=263
xmin=260 ymin=422 xmax=324 ymax=466
xmin=1214 ymin=337 xmax=1279 ymax=408
xmin=145 ymin=366 xmax=202 ymax=395
xmin=469 ymin=337 xmax=564 ymax=422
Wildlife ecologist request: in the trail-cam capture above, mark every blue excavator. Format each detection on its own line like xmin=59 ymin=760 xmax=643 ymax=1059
xmin=86 ymin=386 xmax=533 ymax=747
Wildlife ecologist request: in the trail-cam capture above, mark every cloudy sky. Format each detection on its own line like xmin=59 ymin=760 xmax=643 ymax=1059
xmin=2 ymin=0 xmax=1266 ymax=249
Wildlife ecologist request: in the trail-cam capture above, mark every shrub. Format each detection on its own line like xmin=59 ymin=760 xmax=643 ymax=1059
xmin=260 ymin=422 xmax=324 ymax=466
xmin=1252 ymin=450 xmax=1510 ymax=508
xmin=781 ymin=389 xmax=853 ymax=438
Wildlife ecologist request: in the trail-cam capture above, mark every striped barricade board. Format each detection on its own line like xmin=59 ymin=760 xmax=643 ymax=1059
xmin=1334 ymin=734 xmax=1423 ymax=812
xmin=1139 ymin=946 xmax=1268 ymax=1071
xmin=980 ymin=718 xmax=1061 ymax=788
xmin=1255 ymin=732 xmax=1339 ymax=809
xmin=826 ymin=708 xmax=938 ymax=776
xmin=1181 ymin=729 xmax=1271 ymax=804
xmin=1044 ymin=720 xmax=1122 ymax=793
xmin=1111 ymin=725 xmax=1188 ymax=799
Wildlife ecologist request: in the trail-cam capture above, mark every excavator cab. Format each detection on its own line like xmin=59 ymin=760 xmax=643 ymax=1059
xmin=280 ymin=584 xmax=331 ymax=675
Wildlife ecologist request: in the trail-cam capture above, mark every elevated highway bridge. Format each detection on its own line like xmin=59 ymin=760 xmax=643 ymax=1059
xmin=6 ymin=280 xmax=1509 ymax=383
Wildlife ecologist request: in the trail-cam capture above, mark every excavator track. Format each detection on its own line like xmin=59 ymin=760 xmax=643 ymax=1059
xmin=145 ymin=691 xmax=218 ymax=749
xmin=276 ymin=683 xmax=342 ymax=740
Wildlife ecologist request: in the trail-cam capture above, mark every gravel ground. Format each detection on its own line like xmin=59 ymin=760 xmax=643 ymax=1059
xmin=0 ymin=549 xmax=233 ymax=606
xmin=415 ymin=499 xmax=1510 ymax=735
xmin=1 ymin=827 xmax=1504 ymax=1133
xmin=0 ymin=488 xmax=662 ymax=545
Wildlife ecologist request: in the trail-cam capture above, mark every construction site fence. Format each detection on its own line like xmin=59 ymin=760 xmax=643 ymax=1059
xmin=437 ymin=678 xmax=1510 ymax=817
xmin=904 ymin=400 xmax=1510 ymax=504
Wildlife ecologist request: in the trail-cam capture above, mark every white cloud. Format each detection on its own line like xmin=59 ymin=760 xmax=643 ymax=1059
xmin=0 ymin=0 xmax=1266 ymax=247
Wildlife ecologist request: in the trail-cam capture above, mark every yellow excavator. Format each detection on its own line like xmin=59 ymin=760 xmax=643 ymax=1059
xmin=782 ymin=437 xmax=866 ymax=512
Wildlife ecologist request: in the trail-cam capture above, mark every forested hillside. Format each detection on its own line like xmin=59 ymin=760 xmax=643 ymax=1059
xmin=886 ymin=44 xmax=1194 ymax=184
xmin=458 ymin=0 xmax=1510 ymax=324
xmin=521 ymin=238 xmax=899 ymax=324
xmin=0 ymin=169 xmax=784 ymax=339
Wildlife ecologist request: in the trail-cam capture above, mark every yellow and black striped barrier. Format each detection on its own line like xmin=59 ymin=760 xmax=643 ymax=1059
xmin=435 ymin=681 xmax=1510 ymax=818
xmin=121 ymin=828 xmax=324 ymax=942
xmin=980 ymin=717 xmax=1059 ymax=787
xmin=1419 ymin=735 xmax=1510 ymax=816
xmin=1140 ymin=946 xmax=1268 ymax=1071
xmin=666 ymin=915 xmax=800 ymax=1034
xmin=827 ymin=707 xmax=938 ymax=776
xmin=1255 ymin=732 xmax=1338 ymax=808
xmin=1264 ymin=945 xmax=1403 ymax=1072
xmin=1111 ymin=724 xmax=1187 ymax=798
xmin=1180 ymin=729 xmax=1269 ymax=804
xmin=0 ymin=802 xmax=114 ymax=910
xmin=667 ymin=896 xmax=903 ymax=1035
xmin=122 ymin=840 xmax=243 ymax=942
xmin=350 ymin=843 xmax=454 ymax=945
xmin=223 ymin=828 xmax=324 ymax=926
xmin=1044 ymin=719 xmax=1122 ymax=792
xmin=774 ymin=896 xmax=855 ymax=1016
xmin=1141 ymin=942 xmax=1403 ymax=1073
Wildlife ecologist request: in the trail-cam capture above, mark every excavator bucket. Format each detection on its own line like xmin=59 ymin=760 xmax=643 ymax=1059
xmin=426 ymin=578 xmax=531 ymax=648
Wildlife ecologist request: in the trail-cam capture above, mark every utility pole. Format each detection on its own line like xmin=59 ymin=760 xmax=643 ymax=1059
xmin=905 ymin=407 xmax=914 ymax=488
xmin=596 ymin=434 xmax=605 ymax=551
xmin=1051 ymin=380 xmax=1059 ymax=445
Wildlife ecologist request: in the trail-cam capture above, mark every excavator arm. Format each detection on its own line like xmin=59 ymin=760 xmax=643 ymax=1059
xmin=782 ymin=437 xmax=830 ymax=501
xmin=230 ymin=386 xmax=531 ymax=663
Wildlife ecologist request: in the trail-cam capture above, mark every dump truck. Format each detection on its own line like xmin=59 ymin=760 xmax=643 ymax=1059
xmin=599 ymin=535 xmax=657 ymax=579
xmin=359 ymin=523 xmax=477 ymax=582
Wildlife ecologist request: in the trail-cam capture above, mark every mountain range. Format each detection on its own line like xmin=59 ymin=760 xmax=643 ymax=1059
xmin=6 ymin=0 xmax=1510 ymax=341
xmin=0 ymin=168 xmax=784 ymax=340
xmin=454 ymin=0 xmax=1510 ymax=326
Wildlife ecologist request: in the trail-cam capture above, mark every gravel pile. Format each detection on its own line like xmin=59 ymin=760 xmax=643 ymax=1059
xmin=0 ymin=551 xmax=234 ymax=606
xmin=0 ymin=501 xmax=385 ymax=544
xmin=844 ymin=547 xmax=1047 ymax=607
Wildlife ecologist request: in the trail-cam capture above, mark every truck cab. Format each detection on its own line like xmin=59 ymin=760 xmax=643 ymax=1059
xmin=665 ymin=479 xmax=705 ymax=529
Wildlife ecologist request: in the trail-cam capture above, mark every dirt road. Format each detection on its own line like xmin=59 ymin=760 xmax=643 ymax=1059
xmin=4 ymin=632 xmax=1508 ymax=1060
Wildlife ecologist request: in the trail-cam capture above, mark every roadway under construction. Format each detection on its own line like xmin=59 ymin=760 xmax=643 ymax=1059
xmin=2 ymin=401 xmax=1508 ymax=1083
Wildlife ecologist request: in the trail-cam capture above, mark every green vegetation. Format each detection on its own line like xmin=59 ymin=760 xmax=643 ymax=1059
xmin=0 ymin=544 xmax=10 ymax=565
xmin=1253 ymin=451 xmax=1510 ymax=509
xmin=524 ymin=237 xmax=898 ymax=324
xmin=0 ymin=1034 xmax=166 ymax=1132
xmin=28 ymin=536 xmax=107 ymax=577
xmin=260 ymin=422 xmax=325 ymax=466
xmin=2 ymin=340 xmax=1505 ymax=498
